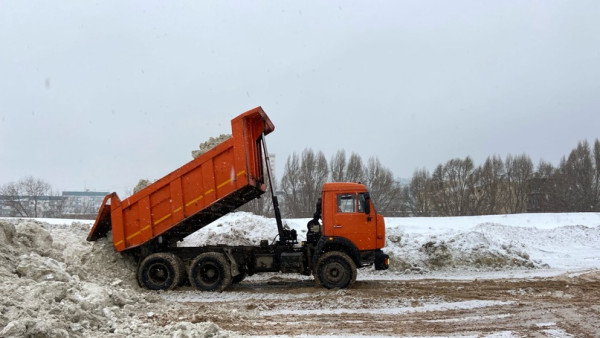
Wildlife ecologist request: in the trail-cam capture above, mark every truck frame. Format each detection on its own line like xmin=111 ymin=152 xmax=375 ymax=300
xmin=88 ymin=106 xmax=389 ymax=291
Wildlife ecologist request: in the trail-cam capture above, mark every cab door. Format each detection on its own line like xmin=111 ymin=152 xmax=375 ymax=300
xmin=331 ymin=192 xmax=376 ymax=251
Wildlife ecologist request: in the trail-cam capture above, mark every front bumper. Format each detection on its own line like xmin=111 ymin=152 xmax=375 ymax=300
xmin=375 ymin=250 xmax=390 ymax=270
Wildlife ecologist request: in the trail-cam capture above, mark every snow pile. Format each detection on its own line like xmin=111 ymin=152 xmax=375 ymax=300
xmin=191 ymin=134 xmax=231 ymax=159
xmin=386 ymin=225 xmax=539 ymax=272
xmin=181 ymin=212 xmax=301 ymax=247
xmin=133 ymin=178 xmax=154 ymax=194
xmin=386 ymin=214 xmax=600 ymax=273
xmin=0 ymin=219 xmax=236 ymax=338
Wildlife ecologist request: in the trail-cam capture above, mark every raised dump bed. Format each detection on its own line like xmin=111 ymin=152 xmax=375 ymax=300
xmin=87 ymin=106 xmax=274 ymax=252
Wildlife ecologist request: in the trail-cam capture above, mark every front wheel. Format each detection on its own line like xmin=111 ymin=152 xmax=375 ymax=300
xmin=315 ymin=251 xmax=357 ymax=289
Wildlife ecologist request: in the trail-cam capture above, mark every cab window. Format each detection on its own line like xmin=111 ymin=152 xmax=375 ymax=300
xmin=337 ymin=194 xmax=356 ymax=213
xmin=358 ymin=193 xmax=367 ymax=213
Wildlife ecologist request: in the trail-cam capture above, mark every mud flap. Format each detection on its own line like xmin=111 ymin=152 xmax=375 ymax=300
xmin=223 ymin=248 xmax=241 ymax=277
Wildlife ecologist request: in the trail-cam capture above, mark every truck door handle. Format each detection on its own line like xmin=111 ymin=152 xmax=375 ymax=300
xmin=333 ymin=225 xmax=342 ymax=228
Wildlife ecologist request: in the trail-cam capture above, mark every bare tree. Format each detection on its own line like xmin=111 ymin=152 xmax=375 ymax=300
xmin=280 ymin=152 xmax=302 ymax=217
xmin=346 ymin=152 xmax=366 ymax=183
xmin=477 ymin=155 xmax=506 ymax=214
xmin=407 ymin=168 xmax=432 ymax=216
xmin=594 ymin=139 xmax=600 ymax=211
xmin=428 ymin=157 xmax=476 ymax=216
xmin=0 ymin=182 xmax=29 ymax=216
xmin=239 ymin=155 xmax=276 ymax=217
xmin=330 ymin=149 xmax=347 ymax=182
xmin=505 ymin=154 xmax=533 ymax=213
xmin=239 ymin=182 xmax=275 ymax=217
xmin=429 ymin=164 xmax=447 ymax=215
xmin=298 ymin=149 xmax=329 ymax=217
xmin=528 ymin=160 xmax=558 ymax=212
xmin=364 ymin=157 xmax=402 ymax=215
xmin=0 ymin=176 xmax=52 ymax=217
xmin=563 ymin=140 xmax=595 ymax=211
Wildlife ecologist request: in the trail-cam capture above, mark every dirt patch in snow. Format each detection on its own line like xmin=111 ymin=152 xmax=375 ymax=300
xmin=161 ymin=271 xmax=600 ymax=336
xmin=0 ymin=219 xmax=237 ymax=338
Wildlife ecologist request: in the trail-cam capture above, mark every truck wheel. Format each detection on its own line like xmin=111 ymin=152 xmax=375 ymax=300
xmin=315 ymin=251 xmax=357 ymax=289
xmin=137 ymin=252 xmax=183 ymax=290
xmin=174 ymin=255 xmax=188 ymax=286
xmin=188 ymin=252 xmax=232 ymax=292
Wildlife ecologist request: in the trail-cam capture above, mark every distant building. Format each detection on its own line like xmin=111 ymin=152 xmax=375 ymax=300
xmin=0 ymin=195 xmax=65 ymax=217
xmin=0 ymin=190 xmax=109 ymax=218
xmin=62 ymin=191 xmax=110 ymax=217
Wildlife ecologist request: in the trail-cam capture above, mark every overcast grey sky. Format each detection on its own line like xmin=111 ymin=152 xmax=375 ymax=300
xmin=1 ymin=1 xmax=599 ymax=196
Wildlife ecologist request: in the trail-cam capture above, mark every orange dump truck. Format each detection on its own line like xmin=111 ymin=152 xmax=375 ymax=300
xmin=88 ymin=106 xmax=388 ymax=291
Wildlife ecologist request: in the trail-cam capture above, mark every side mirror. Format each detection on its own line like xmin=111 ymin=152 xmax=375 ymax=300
xmin=364 ymin=194 xmax=371 ymax=215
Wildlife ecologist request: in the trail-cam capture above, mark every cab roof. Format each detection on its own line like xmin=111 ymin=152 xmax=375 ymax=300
xmin=322 ymin=182 xmax=368 ymax=193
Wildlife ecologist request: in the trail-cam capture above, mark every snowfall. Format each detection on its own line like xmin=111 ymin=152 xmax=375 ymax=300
xmin=1 ymin=211 xmax=599 ymax=337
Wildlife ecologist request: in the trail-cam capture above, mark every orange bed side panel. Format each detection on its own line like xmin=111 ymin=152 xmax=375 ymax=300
xmin=87 ymin=106 xmax=274 ymax=252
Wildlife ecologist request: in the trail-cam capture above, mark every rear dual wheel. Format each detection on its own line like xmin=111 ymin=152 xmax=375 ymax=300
xmin=137 ymin=252 xmax=184 ymax=290
xmin=188 ymin=252 xmax=232 ymax=292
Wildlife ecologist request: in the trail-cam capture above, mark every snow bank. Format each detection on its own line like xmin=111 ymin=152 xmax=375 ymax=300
xmin=182 ymin=212 xmax=600 ymax=274
xmin=385 ymin=213 xmax=600 ymax=273
xmin=0 ymin=218 xmax=237 ymax=338
xmin=385 ymin=212 xmax=600 ymax=233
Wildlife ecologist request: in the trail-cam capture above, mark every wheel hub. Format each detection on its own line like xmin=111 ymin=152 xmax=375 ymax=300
xmin=148 ymin=263 xmax=169 ymax=284
xmin=325 ymin=262 xmax=345 ymax=283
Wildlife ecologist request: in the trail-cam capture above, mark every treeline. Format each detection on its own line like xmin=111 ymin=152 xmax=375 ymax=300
xmin=243 ymin=139 xmax=600 ymax=218
xmin=403 ymin=139 xmax=600 ymax=216
xmin=4 ymin=140 xmax=598 ymax=219
xmin=404 ymin=154 xmax=534 ymax=216
xmin=241 ymin=149 xmax=402 ymax=218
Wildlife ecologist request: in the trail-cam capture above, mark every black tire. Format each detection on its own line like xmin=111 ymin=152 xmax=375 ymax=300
xmin=137 ymin=252 xmax=183 ymax=290
xmin=315 ymin=251 xmax=357 ymax=289
xmin=174 ymin=255 xmax=188 ymax=286
xmin=188 ymin=252 xmax=232 ymax=292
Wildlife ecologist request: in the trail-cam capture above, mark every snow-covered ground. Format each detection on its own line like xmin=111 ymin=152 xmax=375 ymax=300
xmin=2 ymin=212 xmax=600 ymax=337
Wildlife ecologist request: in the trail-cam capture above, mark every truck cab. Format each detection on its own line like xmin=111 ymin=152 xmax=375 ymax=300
xmin=305 ymin=182 xmax=389 ymax=289
xmin=321 ymin=182 xmax=386 ymax=251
